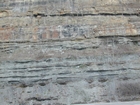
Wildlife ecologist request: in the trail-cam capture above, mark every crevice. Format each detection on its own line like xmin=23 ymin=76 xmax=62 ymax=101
xmin=86 ymin=68 xmax=127 ymax=73
xmin=98 ymin=13 xmax=140 ymax=16
xmin=32 ymin=13 xmax=140 ymax=18
xmin=27 ymin=69 xmax=51 ymax=73
xmin=95 ymin=35 xmax=140 ymax=38
xmin=0 ymin=76 xmax=40 ymax=79
xmin=70 ymin=46 xmax=99 ymax=50
xmin=27 ymin=97 xmax=58 ymax=101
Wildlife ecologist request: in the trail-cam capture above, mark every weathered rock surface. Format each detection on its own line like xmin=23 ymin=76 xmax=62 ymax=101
xmin=0 ymin=0 xmax=140 ymax=105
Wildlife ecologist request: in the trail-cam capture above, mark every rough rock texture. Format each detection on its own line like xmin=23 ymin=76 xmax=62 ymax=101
xmin=0 ymin=0 xmax=140 ymax=105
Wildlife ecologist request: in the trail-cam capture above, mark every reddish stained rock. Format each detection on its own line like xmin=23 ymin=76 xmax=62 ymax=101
xmin=0 ymin=32 xmax=11 ymax=41
xmin=41 ymin=33 xmax=47 ymax=40
xmin=52 ymin=30 xmax=60 ymax=39
xmin=0 ymin=26 xmax=14 ymax=41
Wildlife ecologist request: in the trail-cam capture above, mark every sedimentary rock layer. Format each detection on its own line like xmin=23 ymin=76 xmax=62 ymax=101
xmin=0 ymin=0 xmax=140 ymax=105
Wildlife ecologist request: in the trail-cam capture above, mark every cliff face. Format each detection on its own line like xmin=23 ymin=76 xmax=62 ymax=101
xmin=0 ymin=0 xmax=140 ymax=105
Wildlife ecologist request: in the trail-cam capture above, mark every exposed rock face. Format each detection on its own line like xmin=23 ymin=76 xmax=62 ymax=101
xmin=0 ymin=0 xmax=140 ymax=105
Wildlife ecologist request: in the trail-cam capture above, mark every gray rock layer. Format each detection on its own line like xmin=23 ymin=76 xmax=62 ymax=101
xmin=0 ymin=0 xmax=140 ymax=105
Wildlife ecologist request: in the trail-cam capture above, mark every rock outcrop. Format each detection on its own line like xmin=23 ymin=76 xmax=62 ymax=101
xmin=0 ymin=0 xmax=140 ymax=105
